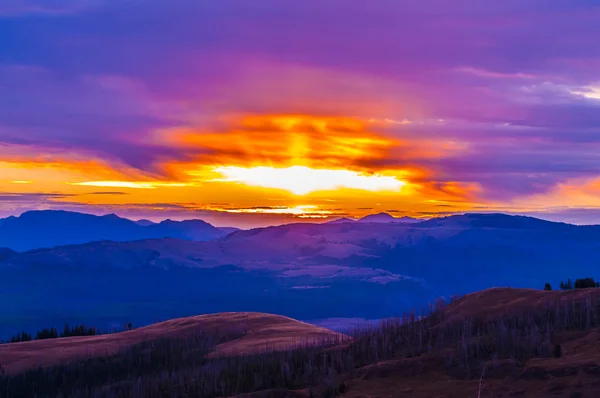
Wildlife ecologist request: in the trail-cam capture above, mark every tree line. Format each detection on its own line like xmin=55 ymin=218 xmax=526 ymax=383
xmin=0 ymin=322 xmax=134 ymax=344
xmin=544 ymin=277 xmax=600 ymax=291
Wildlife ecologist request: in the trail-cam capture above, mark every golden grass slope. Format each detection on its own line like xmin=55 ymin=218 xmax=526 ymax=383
xmin=0 ymin=312 xmax=343 ymax=375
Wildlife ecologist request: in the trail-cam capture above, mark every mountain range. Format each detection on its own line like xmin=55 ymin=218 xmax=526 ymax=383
xmin=326 ymin=212 xmax=422 ymax=224
xmin=0 ymin=210 xmax=423 ymax=252
xmin=0 ymin=210 xmax=237 ymax=251
xmin=358 ymin=212 xmax=421 ymax=223
xmin=1 ymin=211 xmax=600 ymax=338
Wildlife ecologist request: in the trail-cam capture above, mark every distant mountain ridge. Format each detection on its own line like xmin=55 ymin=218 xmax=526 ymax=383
xmin=418 ymin=212 xmax=572 ymax=230
xmin=2 ymin=212 xmax=600 ymax=338
xmin=0 ymin=210 xmax=238 ymax=251
xmin=6 ymin=212 xmax=595 ymax=279
xmin=325 ymin=217 xmax=356 ymax=224
xmin=358 ymin=212 xmax=421 ymax=223
xmin=135 ymin=219 xmax=155 ymax=226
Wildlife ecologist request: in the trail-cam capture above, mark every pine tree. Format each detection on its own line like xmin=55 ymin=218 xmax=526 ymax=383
xmin=544 ymin=283 xmax=552 ymax=291
xmin=575 ymin=277 xmax=596 ymax=289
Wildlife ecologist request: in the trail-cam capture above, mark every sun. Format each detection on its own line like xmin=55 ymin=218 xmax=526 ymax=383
xmin=212 ymin=165 xmax=406 ymax=195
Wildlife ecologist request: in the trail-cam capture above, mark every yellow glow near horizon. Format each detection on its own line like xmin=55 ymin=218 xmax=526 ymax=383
xmin=212 ymin=165 xmax=406 ymax=195
xmin=69 ymin=181 xmax=193 ymax=189
xmin=214 ymin=205 xmax=332 ymax=218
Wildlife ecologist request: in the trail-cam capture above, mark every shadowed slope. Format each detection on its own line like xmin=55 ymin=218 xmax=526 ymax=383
xmin=0 ymin=247 xmax=16 ymax=261
xmin=445 ymin=286 xmax=600 ymax=322
xmin=335 ymin=287 xmax=600 ymax=397
xmin=0 ymin=312 xmax=342 ymax=374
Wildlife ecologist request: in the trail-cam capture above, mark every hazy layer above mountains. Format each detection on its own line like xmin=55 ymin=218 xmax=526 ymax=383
xmin=326 ymin=212 xmax=421 ymax=224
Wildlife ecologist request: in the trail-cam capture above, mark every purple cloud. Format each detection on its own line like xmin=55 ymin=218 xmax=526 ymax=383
xmin=1 ymin=0 xmax=600 ymax=209
xmin=0 ymin=0 xmax=97 ymax=16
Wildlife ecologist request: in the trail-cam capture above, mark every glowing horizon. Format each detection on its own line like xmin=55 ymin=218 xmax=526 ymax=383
xmin=69 ymin=181 xmax=194 ymax=189
xmin=211 ymin=165 xmax=406 ymax=195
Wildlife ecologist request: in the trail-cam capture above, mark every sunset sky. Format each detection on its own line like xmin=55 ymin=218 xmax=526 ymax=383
xmin=1 ymin=0 xmax=600 ymax=227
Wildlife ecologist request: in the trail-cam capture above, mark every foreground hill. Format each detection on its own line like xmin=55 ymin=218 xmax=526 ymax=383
xmin=0 ymin=312 xmax=343 ymax=375
xmin=4 ymin=287 xmax=600 ymax=397
xmin=0 ymin=210 xmax=235 ymax=251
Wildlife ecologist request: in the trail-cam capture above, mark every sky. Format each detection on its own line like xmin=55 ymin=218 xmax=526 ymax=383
xmin=1 ymin=0 xmax=600 ymax=228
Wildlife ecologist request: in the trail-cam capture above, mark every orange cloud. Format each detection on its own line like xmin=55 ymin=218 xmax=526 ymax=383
xmin=164 ymin=115 xmax=397 ymax=169
xmin=1 ymin=157 xmax=137 ymax=180
xmin=146 ymin=114 xmax=480 ymax=211
xmin=70 ymin=181 xmax=196 ymax=189
xmin=516 ymin=177 xmax=600 ymax=209
xmin=0 ymin=151 xmax=194 ymax=187
xmin=160 ymin=114 xmax=466 ymax=178
xmin=0 ymin=114 xmax=486 ymax=222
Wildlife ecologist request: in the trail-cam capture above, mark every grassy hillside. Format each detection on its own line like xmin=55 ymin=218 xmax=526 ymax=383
xmin=3 ymin=288 xmax=600 ymax=397
xmin=0 ymin=312 xmax=342 ymax=375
